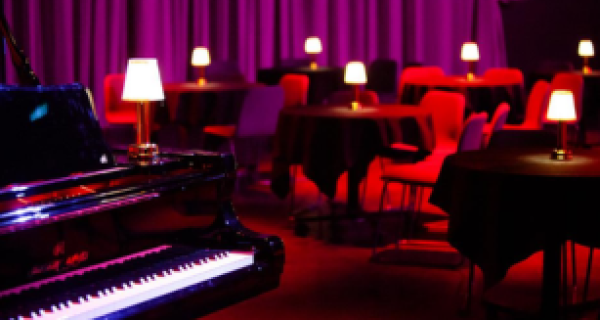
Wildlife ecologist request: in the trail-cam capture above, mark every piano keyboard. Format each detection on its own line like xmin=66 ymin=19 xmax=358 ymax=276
xmin=2 ymin=246 xmax=253 ymax=319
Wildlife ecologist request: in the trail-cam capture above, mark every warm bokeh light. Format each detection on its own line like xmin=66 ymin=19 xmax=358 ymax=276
xmin=547 ymin=90 xmax=576 ymax=121
xmin=344 ymin=61 xmax=367 ymax=84
xmin=578 ymin=40 xmax=595 ymax=57
xmin=304 ymin=37 xmax=323 ymax=54
xmin=122 ymin=58 xmax=164 ymax=101
xmin=461 ymin=42 xmax=480 ymax=62
xmin=191 ymin=47 xmax=211 ymax=66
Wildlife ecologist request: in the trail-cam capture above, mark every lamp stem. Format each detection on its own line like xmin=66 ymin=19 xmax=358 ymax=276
xmin=310 ymin=54 xmax=317 ymax=70
xmin=136 ymin=101 xmax=151 ymax=145
xmin=551 ymin=120 xmax=572 ymax=160
xmin=351 ymin=84 xmax=361 ymax=111
xmin=467 ymin=61 xmax=475 ymax=80
xmin=583 ymin=57 xmax=591 ymax=74
xmin=198 ymin=66 xmax=206 ymax=85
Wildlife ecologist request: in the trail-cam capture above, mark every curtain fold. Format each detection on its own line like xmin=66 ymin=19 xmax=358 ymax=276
xmin=3 ymin=0 xmax=506 ymax=127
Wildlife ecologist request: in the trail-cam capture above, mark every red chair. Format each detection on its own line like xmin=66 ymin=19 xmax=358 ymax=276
xmin=279 ymin=74 xmax=309 ymax=108
xmin=482 ymin=102 xmax=511 ymax=148
xmin=397 ymin=66 xmax=445 ymax=103
xmin=504 ymin=80 xmax=550 ymax=130
xmin=104 ymin=74 xmax=138 ymax=124
xmin=327 ymin=90 xmax=380 ymax=105
xmin=483 ymin=67 xmax=524 ymax=85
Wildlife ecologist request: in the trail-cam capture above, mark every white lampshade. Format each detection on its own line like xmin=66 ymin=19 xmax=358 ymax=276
xmin=191 ymin=47 xmax=211 ymax=66
xmin=578 ymin=40 xmax=595 ymax=57
xmin=122 ymin=58 xmax=164 ymax=101
xmin=547 ymin=90 xmax=577 ymax=121
xmin=344 ymin=61 xmax=367 ymax=84
xmin=305 ymin=37 xmax=323 ymax=54
xmin=461 ymin=42 xmax=480 ymax=62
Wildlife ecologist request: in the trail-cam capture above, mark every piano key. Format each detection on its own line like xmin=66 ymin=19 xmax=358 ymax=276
xmin=34 ymin=251 xmax=253 ymax=319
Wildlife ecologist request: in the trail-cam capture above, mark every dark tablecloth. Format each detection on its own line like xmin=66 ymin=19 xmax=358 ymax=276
xmin=430 ymin=148 xmax=600 ymax=286
xmin=400 ymin=76 xmax=525 ymax=124
xmin=271 ymin=105 xmax=433 ymax=200
xmin=256 ymin=67 xmax=345 ymax=105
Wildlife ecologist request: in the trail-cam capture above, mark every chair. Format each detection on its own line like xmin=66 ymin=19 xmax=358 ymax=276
xmin=279 ymin=74 xmax=309 ymax=108
xmin=397 ymin=66 xmax=445 ymax=103
xmin=104 ymin=74 xmax=138 ymax=125
xmin=203 ymin=86 xmax=284 ymax=160
xmin=327 ymin=90 xmax=380 ymax=105
xmin=483 ymin=68 xmax=524 ymax=85
xmin=205 ymin=61 xmax=246 ymax=83
xmin=504 ymin=80 xmax=550 ymax=130
xmin=481 ymin=103 xmax=511 ymax=148
xmin=373 ymin=112 xmax=488 ymax=253
xmin=366 ymin=59 xmax=398 ymax=94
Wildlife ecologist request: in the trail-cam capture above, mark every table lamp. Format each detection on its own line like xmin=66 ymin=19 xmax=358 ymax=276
xmin=461 ymin=42 xmax=480 ymax=81
xmin=305 ymin=37 xmax=322 ymax=70
xmin=547 ymin=89 xmax=577 ymax=160
xmin=192 ymin=47 xmax=210 ymax=85
xmin=578 ymin=39 xmax=594 ymax=74
xmin=344 ymin=61 xmax=367 ymax=111
xmin=122 ymin=58 xmax=164 ymax=164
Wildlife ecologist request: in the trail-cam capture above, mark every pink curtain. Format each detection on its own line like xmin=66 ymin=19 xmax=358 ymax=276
xmin=3 ymin=0 xmax=506 ymax=127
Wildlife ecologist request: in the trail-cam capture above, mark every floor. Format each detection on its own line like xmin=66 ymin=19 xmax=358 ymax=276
xmin=104 ymin=126 xmax=600 ymax=319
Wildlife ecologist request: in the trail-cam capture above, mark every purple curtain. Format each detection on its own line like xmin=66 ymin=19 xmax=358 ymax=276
xmin=3 ymin=0 xmax=506 ymax=127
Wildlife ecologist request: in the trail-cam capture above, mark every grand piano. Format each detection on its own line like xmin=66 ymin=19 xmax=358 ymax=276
xmin=0 ymin=13 xmax=284 ymax=319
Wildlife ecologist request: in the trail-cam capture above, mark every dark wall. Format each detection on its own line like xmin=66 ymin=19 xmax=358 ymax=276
xmin=500 ymin=0 xmax=600 ymax=86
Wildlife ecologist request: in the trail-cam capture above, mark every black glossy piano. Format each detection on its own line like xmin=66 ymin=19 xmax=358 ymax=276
xmin=0 ymin=13 xmax=284 ymax=320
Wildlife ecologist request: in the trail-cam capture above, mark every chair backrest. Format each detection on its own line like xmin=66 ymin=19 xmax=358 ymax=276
xmin=522 ymin=79 xmax=550 ymax=129
xmin=236 ymin=85 xmax=285 ymax=137
xmin=457 ymin=112 xmax=488 ymax=152
xmin=365 ymin=59 xmax=398 ymax=93
xmin=484 ymin=102 xmax=510 ymax=147
xmin=279 ymin=73 xmax=309 ymax=108
xmin=419 ymin=90 xmax=465 ymax=149
xmin=205 ymin=61 xmax=246 ymax=82
xmin=547 ymin=72 xmax=584 ymax=120
xmin=327 ymin=90 xmax=380 ymax=105
xmin=398 ymin=66 xmax=445 ymax=102
xmin=483 ymin=68 xmax=524 ymax=85
xmin=103 ymin=73 xmax=137 ymax=124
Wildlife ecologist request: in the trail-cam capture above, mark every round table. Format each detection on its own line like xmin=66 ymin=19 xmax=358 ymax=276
xmin=256 ymin=66 xmax=345 ymax=104
xmin=430 ymin=147 xmax=600 ymax=318
xmin=400 ymin=76 xmax=525 ymax=124
xmin=271 ymin=104 xmax=434 ymax=213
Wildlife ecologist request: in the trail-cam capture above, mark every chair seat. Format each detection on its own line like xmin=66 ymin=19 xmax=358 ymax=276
xmin=105 ymin=110 xmax=137 ymax=124
xmin=203 ymin=125 xmax=236 ymax=138
xmin=381 ymin=155 xmax=446 ymax=186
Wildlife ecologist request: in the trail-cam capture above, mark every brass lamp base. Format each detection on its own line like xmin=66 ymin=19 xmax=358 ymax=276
xmin=351 ymin=101 xmax=361 ymax=111
xmin=466 ymin=72 xmax=475 ymax=81
xmin=310 ymin=61 xmax=317 ymax=70
xmin=128 ymin=143 xmax=159 ymax=165
xmin=583 ymin=66 xmax=592 ymax=74
xmin=197 ymin=77 xmax=207 ymax=85
xmin=551 ymin=148 xmax=573 ymax=161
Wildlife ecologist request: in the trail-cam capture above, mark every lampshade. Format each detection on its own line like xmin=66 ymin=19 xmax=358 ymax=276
xmin=578 ymin=40 xmax=595 ymax=57
xmin=122 ymin=59 xmax=164 ymax=101
xmin=547 ymin=90 xmax=577 ymax=121
xmin=191 ymin=47 xmax=211 ymax=66
xmin=305 ymin=37 xmax=323 ymax=54
xmin=461 ymin=42 xmax=480 ymax=62
xmin=344 ymin=61 xmax=367 ymax=84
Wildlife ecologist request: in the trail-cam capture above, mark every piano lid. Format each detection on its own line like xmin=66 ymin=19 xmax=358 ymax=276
xmin=0 ymin=83 xmax=115 ymax=187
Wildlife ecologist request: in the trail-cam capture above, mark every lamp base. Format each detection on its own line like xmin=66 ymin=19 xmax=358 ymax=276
xmin=466 ymin=72 xmax=475 ymax=81
xmin=550 ymin=148 xmax=573 ymax=161
xmin=310 ymin=61 xmax=317 ymax=70
xmin=197 ymin=77 xmax=207 ymax=86
xmin=583 ymin=66 xmax=592 ymax=74
xmin=128 ymin=143 xmax=160 ymax=165
xmin=351 ymin=101 xmax=361 ymax=111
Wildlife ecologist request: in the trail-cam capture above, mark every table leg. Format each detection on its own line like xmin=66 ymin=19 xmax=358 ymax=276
xmin=541 ymin=239 xmax=562 ymax=319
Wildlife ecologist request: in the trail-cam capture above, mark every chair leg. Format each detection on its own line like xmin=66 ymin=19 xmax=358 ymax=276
xmin=372 ymin=180 xmax=390 ymax=257
xmin=461 ymin=261 xmax=475 ymax=315
xmin=396 ymin=184 xmax=408 ymax=250
xmin=571 ymin=241 xmax=578 ymax=303
xmin=583 ymin=247 xmax=594 ymax=302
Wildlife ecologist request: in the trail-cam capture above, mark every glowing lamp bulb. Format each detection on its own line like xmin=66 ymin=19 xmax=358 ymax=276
xmin=122 ymin=58 xmax=164 ymax=101
xmin=344 ymin=61 xmax=367 ymax=84
xmin=461 ymin=42 xmax=480 ymax=62
xmin=578 ymin=40 xmax=595 ymax=57
xmin=191 ymin=47 xmax=211 ymax=66
xmin=304 ymin=37 xmax=322 ymax=54
xmin=547 ymin=90 xmax=577 ymax=121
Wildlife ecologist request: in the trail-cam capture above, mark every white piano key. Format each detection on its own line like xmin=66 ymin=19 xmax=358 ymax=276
xmin=34 ymin=252 xmax=252 ymax=320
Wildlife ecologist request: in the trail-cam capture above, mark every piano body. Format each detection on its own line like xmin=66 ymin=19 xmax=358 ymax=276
xmin=0 ymin=13 xmax=284 ymax=320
